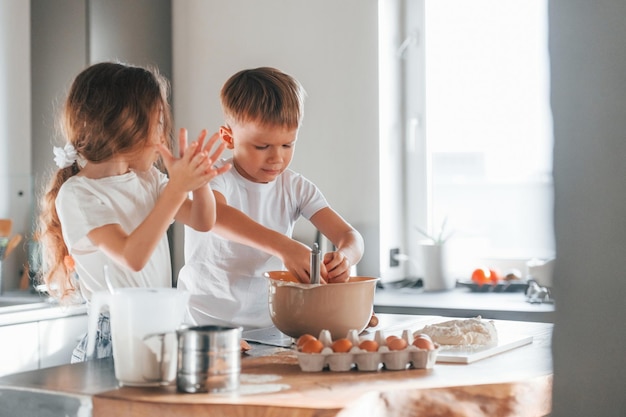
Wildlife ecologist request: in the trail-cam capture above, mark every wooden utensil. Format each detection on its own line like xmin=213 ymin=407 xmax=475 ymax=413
xmin=4 ymin=234 xmax=22 ymax=259
xmin=0 ymin=219 xmax=12 ymax=237
xmin=19 ymin=265 xmax=31 ymax=290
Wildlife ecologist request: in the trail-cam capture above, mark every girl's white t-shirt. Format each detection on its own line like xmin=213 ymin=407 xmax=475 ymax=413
xmin=178 ymin=158 xmax=328 ymax=330
xmin=55 ymin=167 xmax=172 ymax=302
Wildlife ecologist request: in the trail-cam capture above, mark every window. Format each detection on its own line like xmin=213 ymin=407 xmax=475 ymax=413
xmin=380 ymin=0 xmax=554 ymax=280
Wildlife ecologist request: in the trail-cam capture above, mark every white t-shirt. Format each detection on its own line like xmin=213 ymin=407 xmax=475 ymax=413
xmin=178 ymin=158 xmax=328 ymax=329
xmin=55 ymin=167 xmax=172 ymax=302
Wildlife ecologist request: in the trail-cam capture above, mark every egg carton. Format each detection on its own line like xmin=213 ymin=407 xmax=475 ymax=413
xmin=295 ymin=329 xmax=439 ymax=372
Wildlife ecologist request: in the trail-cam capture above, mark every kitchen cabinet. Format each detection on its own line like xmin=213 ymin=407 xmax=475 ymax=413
xmin=0 ymin=322 xmax=39 ymax=376
xmin=0 ymin=310 xmax=87 ymax=377
xmin=39 ymin=315 xmax=87 ymax=369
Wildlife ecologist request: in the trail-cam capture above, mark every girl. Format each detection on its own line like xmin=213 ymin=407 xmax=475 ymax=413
xmin=37 ymin=62 xmax=230 ymax=362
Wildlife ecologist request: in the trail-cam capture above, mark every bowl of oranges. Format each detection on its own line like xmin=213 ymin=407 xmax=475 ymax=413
xmin=264 ymin=271 xmax=379 ymax=340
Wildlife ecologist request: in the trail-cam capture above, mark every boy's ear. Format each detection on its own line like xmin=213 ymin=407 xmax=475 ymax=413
xmin=219 ymin=125 xmax=235 ymax=149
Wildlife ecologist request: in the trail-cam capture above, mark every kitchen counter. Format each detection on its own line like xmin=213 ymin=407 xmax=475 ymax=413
xmin=0 ymin=291 xmax=87 ymax=326
xmin=374 ymin=284 xmax=555 ymax=323
xmin=0 ymin=314 xmax=553 ymax=417
xmin=0 ymin=291 xmax=88 ymax=377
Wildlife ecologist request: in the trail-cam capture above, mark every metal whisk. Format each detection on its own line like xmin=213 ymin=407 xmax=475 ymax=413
xmin=310 ymin=243 xmax=321 ymax=285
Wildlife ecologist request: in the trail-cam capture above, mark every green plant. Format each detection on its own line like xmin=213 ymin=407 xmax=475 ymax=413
xmin=414 ymin=217 xmax=453 ymax=245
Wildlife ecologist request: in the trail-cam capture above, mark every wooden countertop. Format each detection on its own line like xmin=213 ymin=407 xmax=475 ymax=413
xmin=92 ymin=315 xmax=553 ymax=417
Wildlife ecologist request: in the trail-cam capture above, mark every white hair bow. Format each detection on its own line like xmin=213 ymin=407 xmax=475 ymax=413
xmin=53 ymin=143 xmax=79 ymax=169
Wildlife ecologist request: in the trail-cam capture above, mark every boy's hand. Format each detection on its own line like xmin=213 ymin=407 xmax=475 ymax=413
xmin=280 ymin=240 xmax=322 ymax=284
xmin=281 ymin=242 xmax=351 ymax=284
xmin=322 ymin=251 xmax=351 ymax=283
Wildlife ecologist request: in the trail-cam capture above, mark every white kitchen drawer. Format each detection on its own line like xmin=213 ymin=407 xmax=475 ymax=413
xmin=39 ymin=315 xmax=88 ymax=369
xmin=0 ymin=322 xmax=39 ymax=377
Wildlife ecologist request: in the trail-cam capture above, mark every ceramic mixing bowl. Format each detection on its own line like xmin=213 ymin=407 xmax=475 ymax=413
xmin=265 ymin=271 xmax=379 ymax=340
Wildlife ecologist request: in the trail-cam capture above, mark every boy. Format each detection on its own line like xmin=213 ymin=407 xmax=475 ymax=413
xmin=178 ymin=67 xmax=364 ymax=329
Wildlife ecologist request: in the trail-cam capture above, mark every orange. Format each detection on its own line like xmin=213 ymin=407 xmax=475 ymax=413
xmin=489 ymin=268 xmax=502 ymax=283
xmin=472 ymin=267 xmax=502 ymax=284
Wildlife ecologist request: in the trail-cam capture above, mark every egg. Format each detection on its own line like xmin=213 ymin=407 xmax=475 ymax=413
xmin=387 ymin=337 xmax=408 ymax=351
xmin=358 ymin=339 xmax=379 ymax=352
xmin=296 ymin=334 xmax=317 ymax=349
xmin=412 ymin=336 xmax=435 ymax=350
xmin=300 ymin=338 xmax=324 ymax=354
xmin=414 ymin=333 xmax=433 ymax=342
xmin=385 ymin=335 xmax=400 ymax=344
xmin=331 ymin=338 xmax=353 ymax=353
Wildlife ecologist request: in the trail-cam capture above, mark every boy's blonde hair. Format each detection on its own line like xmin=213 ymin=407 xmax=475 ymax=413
xmin=220 ymin=67 xmax=306 ymax=129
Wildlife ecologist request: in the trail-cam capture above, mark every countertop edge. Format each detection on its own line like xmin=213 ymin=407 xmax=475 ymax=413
xmin=90 ymin=374 xmax=553 ymax=417
xmin=0 ymin=303 xmax=87 ymax=326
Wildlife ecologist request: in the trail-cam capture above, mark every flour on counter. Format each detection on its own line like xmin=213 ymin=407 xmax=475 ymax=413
xmin=234 ymin=374 xmax=290 ymax=395
xmin=414 ymin=317 xmax=498 ymax=347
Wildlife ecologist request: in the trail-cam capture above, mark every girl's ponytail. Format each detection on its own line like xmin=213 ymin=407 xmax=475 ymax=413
xmin=36 ymin=161 xmax=80 ymax=301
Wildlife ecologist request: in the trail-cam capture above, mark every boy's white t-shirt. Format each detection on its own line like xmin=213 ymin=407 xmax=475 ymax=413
xmin=178 ymin=158 xmax=329 ymax=330
xmin=55 ymin=167 xmax=172 ymax=302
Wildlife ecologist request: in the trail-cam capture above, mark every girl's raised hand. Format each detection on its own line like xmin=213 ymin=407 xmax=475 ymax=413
xmin=158 ymin=129 xmax=230 ymax=193
xmin=195 ymin=131 xmax=231 ymax=176
xmin=179 ymin=128 xmax=229 ymax=168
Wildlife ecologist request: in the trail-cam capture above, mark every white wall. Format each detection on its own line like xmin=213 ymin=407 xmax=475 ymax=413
xmin=550 ymin=0 xmax=626 ymax=415
xmin=89 ymin=0 xmax=171 ymax=77
xmin=171 ymin=0 xmax=380 ymax=277
xmin=0 ymin=0 xmax=32 ymax=290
